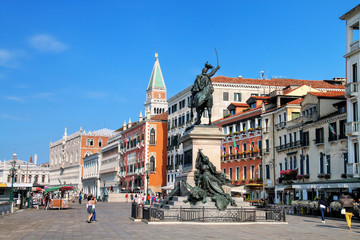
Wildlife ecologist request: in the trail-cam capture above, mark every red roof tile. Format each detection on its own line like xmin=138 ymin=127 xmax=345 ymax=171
xmin=229 ymin=103 xmax=248 ymax=107
xmin=287 ymin=98 xmax=303 ymax=105
xmin=150 ymin=112 xmax=168 ymax=121
xmin=211 ymin=76 xmax=345 ymax=89
xmin=308 ymin=91 xmax=345 ymax=98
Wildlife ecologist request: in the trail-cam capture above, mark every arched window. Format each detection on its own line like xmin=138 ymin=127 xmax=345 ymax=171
xmin=150 ymin=128 xmax=156 ymax=145
xmin=99 ymin=139 xmax=103 ymax=147
xmin=284 ymin=158 xmax=288 ymax=170
xmin=293 ymin=156 xmax=297 ymax=169
xmin=86 ymin=139 xmax=94 ymax=146
xmin=84 ymin=151 xmax=92 ymax=158
xmin=289 ymin=156 xmax=293 ymax=169
xmin=150 ymin=156 xmax=155 ymax=172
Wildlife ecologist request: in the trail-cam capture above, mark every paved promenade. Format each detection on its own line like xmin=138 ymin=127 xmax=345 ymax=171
xmin=0 ymin=202 xmax=359 ymax=239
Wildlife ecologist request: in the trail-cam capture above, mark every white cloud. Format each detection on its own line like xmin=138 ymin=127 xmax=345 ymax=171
xmin=5 ymin=92 xmax=56 ymax=103
xmin=2 ymin=114 xmax=27 ymax=121
xmin=0 ymin=49 xmax=18 ymax=68
xmin=29 ymin=34 xmax=68 ymax=53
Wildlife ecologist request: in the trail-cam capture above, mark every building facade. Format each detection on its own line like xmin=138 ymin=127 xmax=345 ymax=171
xmin=83 ymin=152 xmax=100 ymax=197
xmin=49 ymin=127 xmax=114 ymax=190
xmin=341 ymin=4 xmax=360 ymax=179
xmin=0 ymin=153 xmax=50 ymax=201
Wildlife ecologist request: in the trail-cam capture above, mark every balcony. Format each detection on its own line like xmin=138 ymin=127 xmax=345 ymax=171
xmin=166 ymin=165 xmax=174 ymax=171
xmin=263 ymin=127 xmax=269 ymax=133
xmin=346 ymin=121 xmax=360 ymax=137
xmin=345 ymin=82 xmax=359 ymax=98
xmin=347 ymin=163 xmax=360 ymax=178
xmin=315 ymin=138 xmax=324 ymax=145
xmin=275 ymin=122 xmax=287 ymax=130
xmin=350 ymin=40 xmax=360 ymax=53
xmin=262 ymin=148 xmax=270 ymax=154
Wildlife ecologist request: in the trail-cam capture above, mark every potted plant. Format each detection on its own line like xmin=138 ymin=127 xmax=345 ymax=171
xmin=317 ymin=173 xmax=325 ymax=178
xmin=324 ymin=174 xmax=331 ymax=179
xmin=248 ymin=128 xmax=255 ymax=132
xmin=232 ymin=131 xmax=239 ymax=136
xmin=296 ymin=175 xmax=304 ymax=180
xmin=303 ymin=174 xmax=310 ymax=179
xmin=341 ymin=173 xmax=347 ymax=178
xmin=241 ymin=179 xmax=246 ymax=184
xmin=256 ymin=178 xmax=263 ymax=183
xmin=249 ymin=178 xmax=254 ymax=183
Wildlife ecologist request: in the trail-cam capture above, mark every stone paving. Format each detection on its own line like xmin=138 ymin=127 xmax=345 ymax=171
xmin=0 ymin=202 xmax=359 ymax=239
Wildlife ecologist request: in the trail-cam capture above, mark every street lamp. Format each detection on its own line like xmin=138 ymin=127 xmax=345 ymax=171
xmin=145 ymin=162 xmax=150 ymax=205
xmin=9 ymin=153 xmax=17 ymax=202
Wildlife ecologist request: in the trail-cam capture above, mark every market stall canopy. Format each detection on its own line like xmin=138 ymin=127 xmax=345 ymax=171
xmin=60 ymin=186 xmax=73 ymax=191
xmin=0 ymin=183 xmax=7 ymax=187
xmin=45 ymin=185 xmax=73 ymax=193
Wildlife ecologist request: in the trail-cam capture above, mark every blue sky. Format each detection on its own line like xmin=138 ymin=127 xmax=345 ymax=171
xmin=0 ymin=0 xmax=358 ymax=163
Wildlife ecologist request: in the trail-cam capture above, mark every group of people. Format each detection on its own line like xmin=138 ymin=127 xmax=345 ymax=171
xmin=126 ymin=193 xmax=163 ymax=205
xmin=318 ymin=195 xmax=359 ymax=230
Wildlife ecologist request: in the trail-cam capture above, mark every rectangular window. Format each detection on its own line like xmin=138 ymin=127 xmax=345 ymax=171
xmin=302 ymin=131 xmax=309 ymax=146
xmin=229 ymin=168 xmax=233 ymax=180
xmin=265 ymin=165 xmax=270 ymax=180
xmin=223 ymin=168 xmax=226 ymax=174
xmin=315 ymin=128 xmax=324 ymax=144
xmin=229 ymin=146 xmax=233 ymax=154
xmin=292 ymin=112 xmax=300 ymax=120
xmin=353 ymin=63 xmax=358 ymax=83
xmin=300 ymin=155 xmax=304 ymax=175
xmin=354 ymin=102 xmax=358 ymax=122
xmin=243 ymin=166 xmax=247 ymax=179
xmin=344 ymin=153 xmax=348 ymax=174
xmin=339 ymin=120 xmax=346 ymax=139
xmin=243 ymin=143 xmax=247 ymax=152
xmin=306 ymin=155 xmax=310 ymax=175
xmin=279 ymin=163 xmax=283 ymax=172
xmin=223 ymin=92 xmax=229 ymax=101
xmin=236 ymin=167 xmax=240 ymax=180
xmin=234 ymin=93 xmax=242 ymax=102
xmin=326 ymin=155 xmax=331 ymax=174
xmin=329 ymin=122 xmax=337 ymax=141
xmin=355 ymin=142 xmax=359 ymax=164
xmin=265 ymin=139 xmax=269 ymax=151
xmin=250 ymin=165 xmax=255 ymax=179
xmin=259 ymin=164 xmax=263 ymax=179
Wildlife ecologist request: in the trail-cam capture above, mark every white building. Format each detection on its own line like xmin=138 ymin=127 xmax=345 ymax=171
xmin=83 ymin=152 xmax=100 ymax=197
xmin=99 ymin=132 xmax=121 ymax=196
xmin=0 ymin=152 xmax=50 ymax=201
xmin=341 ymin=4 xmax=360 ymax=178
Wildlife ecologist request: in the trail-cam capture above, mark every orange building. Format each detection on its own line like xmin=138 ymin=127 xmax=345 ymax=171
xmin=119 ymin=112 xmax=168 ymax=194
xmin=213 ymin=97 xmax=268 ymax=199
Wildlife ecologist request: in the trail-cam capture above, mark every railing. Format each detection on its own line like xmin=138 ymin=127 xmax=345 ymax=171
xmin=346 ymin=121 xmax=360 ymax=136
xmin=347 ymin=163 xmax=360 ymax=177
xmin=166 ymin=165 xmax=174 ymax=171
xmin=275 ymin=122 xmax=287 ymax=130
xmin=328 ymin=135 xmax=338 ymax=142
xmin=140 ymin=206 xmax=286 ymax=223
xmin=262 ymin=148 xmax=270 ymax=154
xmin=345 ymin=82 xmax=359 ymax=97
xmin=350 ymin=40 xmax=360 ymax=53
xmin=315 ymin=138 xmax=324 ymax=144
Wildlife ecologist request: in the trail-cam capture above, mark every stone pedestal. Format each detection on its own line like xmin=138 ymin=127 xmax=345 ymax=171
xmin=176 ymin=125 xmax=225 ymax=195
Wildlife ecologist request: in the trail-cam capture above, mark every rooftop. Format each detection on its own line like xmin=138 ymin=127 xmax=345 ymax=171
xmin=308 ymin=91 xmax=345 ymax=98
xmin=211 ymin=76 xmax=345 ymax=89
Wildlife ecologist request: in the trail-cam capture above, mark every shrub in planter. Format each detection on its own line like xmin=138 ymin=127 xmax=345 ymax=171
xmin=330 ymin=201 xmax=342 ymax=212
xmin=324 ymin=174 xmax=331 ymax=179
xmin=249 ymin=178 xmax=254 ymax=183
xmin=296 ymin=175 xmax=304 ymax=180
xmin=303 ymin=174 xmax=310 ymax=179
xmin=341 ymin=173 xmax=347 ymax=178
xmin=256 ymin=178 xmax=263 ymax=183
xmin=317 ymin=173 xmax=325 ymax=178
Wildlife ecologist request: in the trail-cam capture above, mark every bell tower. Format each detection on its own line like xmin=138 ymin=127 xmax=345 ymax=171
xmin=144 ymin=53 xmax=167 ymax=119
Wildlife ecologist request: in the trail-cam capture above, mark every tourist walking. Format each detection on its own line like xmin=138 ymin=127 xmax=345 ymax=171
xmin=318 ymin=197 xmax=329 ymax=223
xmin=125 ymin=193 xmax=128 ymax=203
xmin=86 ymin=197 xmax=95 ymax=223
xmin=91 ymin=196 xmax=96 ymax=221
xmin=79 ymin=193 xmax=82 ymax=204
xmin=339 ymin=195 xmax=355 ymax=229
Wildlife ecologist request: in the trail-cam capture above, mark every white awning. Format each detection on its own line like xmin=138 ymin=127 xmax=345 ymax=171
xmin=292 ymin=182 xmax=360 ymax=190
xmin=6 ymin=183 xmax=33 ymax=188
xmin=275 ymin=185 xmax=292 ymax=192
xmin=161 ymin=185 xmax=174 ymax=190
xmin=231 ymin=186 xmax=246 ymax=193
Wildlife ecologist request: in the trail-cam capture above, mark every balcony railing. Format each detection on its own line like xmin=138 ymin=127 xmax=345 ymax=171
xmin=275 ymin=122 xmax=287 ymax=130
xmin=350 ymin=40 xmax=360 ymax=53
xmin=346 ymin=121 xmax=360 ymax=137
xmin=345 ymin=82 xmax=359 ymax=98
xmin=347 ymin=163 xmax=360 ymax=178
xmin=315 ymin=138 xmax=324 ymax=144
xmin=166 ymin=165 xmax=174 ymax=171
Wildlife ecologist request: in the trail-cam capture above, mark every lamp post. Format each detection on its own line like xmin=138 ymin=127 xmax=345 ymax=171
xmin=9 ymin=153 xmax=17 ymax=202
xmin=145 ymin=162 xmax=150 ymax=205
